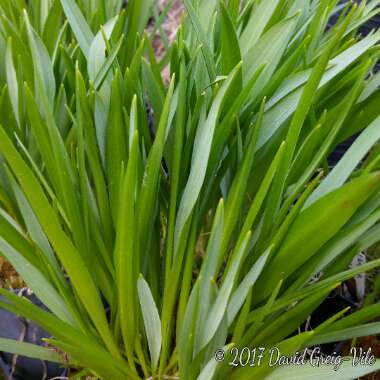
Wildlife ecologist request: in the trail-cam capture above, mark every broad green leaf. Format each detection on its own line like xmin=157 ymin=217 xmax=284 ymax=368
xmin=93 ymin=35 xmax=123 ymax=90
xmin=290 ymin=207 xmax=380 ymax=290
xmin=138 ymin=275 xmax=162 ymax=372
xmin=5 ymin=38 xmax=20 ymax=126
xmin=88 ymin=16 xmax=118 ymax=82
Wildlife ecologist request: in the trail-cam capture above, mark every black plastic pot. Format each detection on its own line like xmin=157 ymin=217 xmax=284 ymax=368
xmin=0 ymin=290 xmax=67 ymax=380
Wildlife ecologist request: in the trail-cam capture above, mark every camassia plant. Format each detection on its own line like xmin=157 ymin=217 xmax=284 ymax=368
xmin=2 ymin=0 xmax=380 ymax=378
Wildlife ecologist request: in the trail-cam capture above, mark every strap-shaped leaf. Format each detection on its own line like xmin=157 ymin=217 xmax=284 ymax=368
xmin=220 ymin=1 xmax=241 ymax=83
xmin=5 ymin=38 xmax=20 ymax=126
xmin=59 ymin=0 xmax=94 ymax=57
xmin=0 ymin=338 xmax=64 ymax=363
xmin=24 ymin=11 xmax=56 ymax=109
xmin=255 ymin=173 xmax=380 ymax=303
xmin=174 ymin=63 xmax=242 ymax=255
xmin=198 ymin=231 xmax=251 ymax=352
xmin=0 ymin=126 xmax=120 ymax=358
xmin=311 ymin=321 xmax=380 ymax=346
xmin=306 ymin=115 xmax=380 ymax=207
xmin=227 ymin=246 xmax=271 ymax=324
xmin=0 ymin=236 xmax=71 ymax=323
xmin=240 ymin=0 xmax=281 ymax=54
xmin=88 ymin=17 xmax=118 ymax=81
xmin=138 ymin=275 xmax=162 ymax=371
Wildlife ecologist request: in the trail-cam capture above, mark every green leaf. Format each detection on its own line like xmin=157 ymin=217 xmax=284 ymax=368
xmin=138 ymin=275 xmax=162 ymax=372
xmin=306 ymin=115 xmax=380 ymax=207
xmin=5 ymin=38 xmax=20 ymax=127
xmin=0 ymin=126 xmax=120 ymax=358
xmin=0 ymin=289 xmax=127 ymax=374
xmin=137 ymin=76 xmax=175 ymax=263
xmin=0 ymin=338 xmax=64 ymax=363
xmin=115 ymin=131 xmax=139 ymax=367
xmin=93 ymin=35 xmax=123 ymax=90
xmin=255 ymin=173 xmax=380 ymax=303
xmin=258 ymin=29 xmax=380 ymax=150
xmin=124 ymin=0 xmax=154 ymax=64
xmin=24 ymin=10 xmax=56 ymax=109
xmin=219 ymin=1 xmax=241 ymax=82
xmin=311 ymin=321 xmax=380 ymax=346
xmin=42 ymin=0 xmax=63 ymax=56
xmin=227 ymin=246 xmax=271 ymax=324
xmin=88 ymin=16 xmax=118 ymax=82
xmin=198 ymin=231 xmax=251 ymax=352
xmin=240 ymin=0 xmax=281 ymax=55
xmin=0 ymin=225 xmax=72 ymax=324
xmin=183 ymin=0 xmax=216 ymax=80
xmin=174 ymin=63 xmax=242 ymax=254
xmin=243 ymin=14 xmax=299 ymax=95
xmin=197 ymin=343 xmax=233 ymax=380
xmin=59 ymin=0 xmax=94 ymax=57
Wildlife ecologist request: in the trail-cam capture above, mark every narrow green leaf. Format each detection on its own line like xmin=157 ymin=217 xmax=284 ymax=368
xmin=59 ymin=0 xmax=94 ymax=57
xmin=255 ymin=173 xmax=380 ymax=303
xmin=174 ymin=63 xmax=242 ymax=254
xmin=220 ymin=1 xmax=241 ymax=83
xmin=0 ymin=338 xmax=64 ymax=363
xmin=24 ymin=11 xmax=56 ymax=109
xmin=227 ymin=246 xmax=271 ymax=324
xmin=199 ymin=231 xmax=251 ymax=352
xmin=0 ymin=126 xmax=120 ymax=358
xmin=306 ymin=115 xmax=380 ymax=207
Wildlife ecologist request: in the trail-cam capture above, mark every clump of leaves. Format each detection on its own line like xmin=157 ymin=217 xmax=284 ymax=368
xmin=1 ymin=0 xmax=380 ymax=379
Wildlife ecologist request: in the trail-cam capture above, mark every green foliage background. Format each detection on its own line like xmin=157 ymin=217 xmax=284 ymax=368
xmin=0 ymin=0 xmax=380 ymax=379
